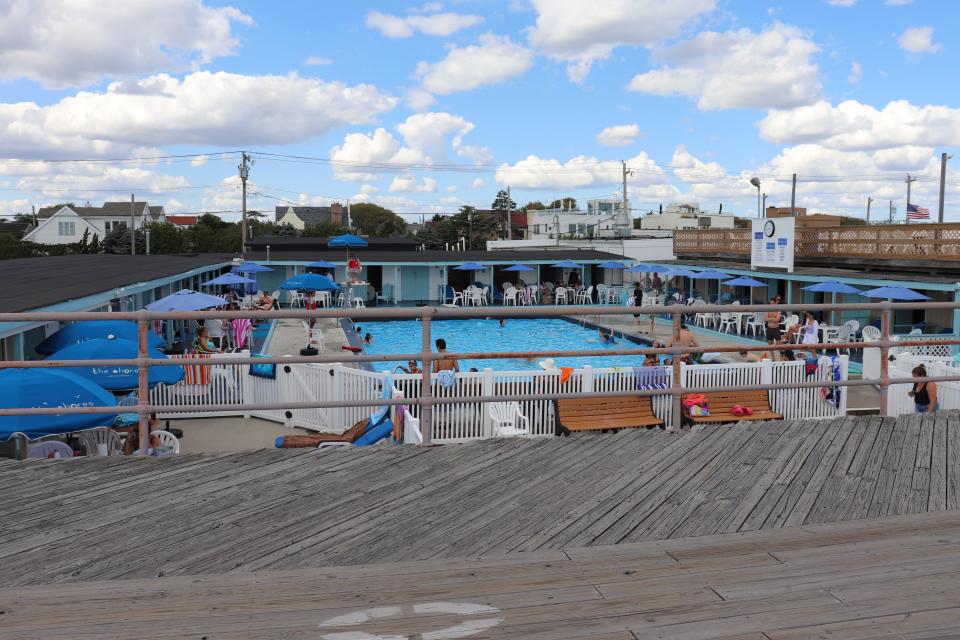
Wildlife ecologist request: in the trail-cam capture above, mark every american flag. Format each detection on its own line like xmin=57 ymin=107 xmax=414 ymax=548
xmin=907 ymin=204 xmax=930 ymax=220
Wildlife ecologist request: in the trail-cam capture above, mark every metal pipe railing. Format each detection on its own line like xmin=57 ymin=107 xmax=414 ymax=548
xmin=1 ymin=300 xmax=957 ymax=446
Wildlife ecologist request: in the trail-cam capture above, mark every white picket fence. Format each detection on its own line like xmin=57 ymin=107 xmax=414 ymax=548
xmin=886 ymin=355 xmax=960 ymax=417
xmin=150 ymin=355 xmax=848 ymax=441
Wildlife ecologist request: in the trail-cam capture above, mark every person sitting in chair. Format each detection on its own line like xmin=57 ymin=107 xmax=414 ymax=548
xmin=254 ymin=291 xmax=273 ymax=311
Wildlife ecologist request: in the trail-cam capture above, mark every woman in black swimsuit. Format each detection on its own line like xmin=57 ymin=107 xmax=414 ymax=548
xmin=909 ymin=364 xmax=939 ymax=413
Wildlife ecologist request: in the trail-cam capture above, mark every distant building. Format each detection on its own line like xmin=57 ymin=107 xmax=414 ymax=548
xmin=765 ymin=206 xmax=808 ymax=218
xmin=638 ymin=203 xmax=736 ymax=230
xmin=0 ymin=220 xmax=30 ymax=238
xmin=274 ymin=203 xmax=343 ymax=230
xmin=165 ymin=215 xmax=198 ymax=228
xmin=22 ymin=202 xmax=165 ymax=245
xmin=527 ymin=198 xmax=631 ymax=240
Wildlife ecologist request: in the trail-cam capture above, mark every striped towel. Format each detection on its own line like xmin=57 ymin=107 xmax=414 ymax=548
xmin=232 ymin=318 xmax=253 ymax=349
xmin=179 ymin=352 xmax=212 ymax=385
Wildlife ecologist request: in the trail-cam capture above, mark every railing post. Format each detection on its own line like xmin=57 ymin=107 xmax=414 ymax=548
xmin=420 ymin=308 xmax=433 ymax=445
xmin=481 ymin=368 xmax=494 ymax=438
xmin=880 ymin=305 xmax=890 ymax=417
xmin=839 ymin=354 xmax=850 ymax=415
xmin=137 ymin=315 xmax=150 ymax=456
xmin=582 ymin=364 xmax=594 ymax=393
xmin=670 ymin=310 xmax=682 ymax=432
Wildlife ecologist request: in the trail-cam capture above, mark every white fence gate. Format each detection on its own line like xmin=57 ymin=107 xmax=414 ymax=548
xmin=886 ymin=355 xmax=960 ymax=417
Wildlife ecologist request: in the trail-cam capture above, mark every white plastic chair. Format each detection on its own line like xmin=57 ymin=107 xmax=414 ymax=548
xmin=27 ymin=441 xmax=74 ymax=459
xmin=290 ymin=291 xmax=305 ymax=308
xmin=489 ymin=402 xmax=529 ymax=437
xmin=151 ymin=430 xmax=180 ymax=454
xmin=577 ymin=285 xmax=593 ymax=304
xmin=745 ymin=312 xmax=765 ymax=337
xmin=301 ymin=321 xmax=325 ymax=352
xmin=270 ymin=290 xmax=281 ymax=309
xmin=353 ymin=297 xmax=366 ymax=308
xmin=717 ymin=312 xmax=737 ymax=334
xmin=79 ymin=427 xmax=122 ymax=457
xmin=469 ymin=287 xmax=487 ymax=306
xmin=832 ymin=323 xmax=853 ymax=354
xmin=909 ymin=327 xmax=923 ymax=335
xmin=861 ymin=325 xmax=881 ymax=342
xmin=554 ymin=286 xmax=568 ymax=304
xmin=503 ymin=287 xmax=519 ymax=305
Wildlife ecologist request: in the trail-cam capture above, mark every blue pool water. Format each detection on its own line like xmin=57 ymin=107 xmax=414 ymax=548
xmin=356 ymin=318 xmax=657 ymax=372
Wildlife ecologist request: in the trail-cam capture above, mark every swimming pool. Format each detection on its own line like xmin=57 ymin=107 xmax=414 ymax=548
xmin=356 ymin=318 xmax=656 ymax=372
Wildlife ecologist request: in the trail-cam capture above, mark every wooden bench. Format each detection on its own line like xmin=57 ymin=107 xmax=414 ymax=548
xmin=556 ymin=396 xmax=663 ymax=436
xmin=686 ymin=390 xmax=782 ymax=425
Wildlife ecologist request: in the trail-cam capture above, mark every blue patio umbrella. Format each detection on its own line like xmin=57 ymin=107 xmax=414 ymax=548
xmin=802 ymin=281 xmax=864 ymax=294
xmin=503 ymin=264 xmax=534 ymax=271
xmin=328 ymin=234 xmax=368 ymax=248
xmin=665 ymin=268 xmax=698 ymax=279
xmin=626 ymin=263 xmax=659 ymax=273
xmin=234 ymin=262 xmax=273 ymax=273
xmin=202 ymin=273 xmax=256 ymax=287
xmin=724 ymin=276 xmax=766 ymax=288
xmin=280 ymin=273 xmax=339 ymax=292
xmin=860 ymin=285 xmax=930 ymax=301
xmin=146 ymin=289 xmax=227 ymax=311
xmin=549 ymin=260 xmax=582 ymax=269
xmin=0 ymin=369 xmax=118 ymax=440
xmin=598 ymin=261 xmax=626 ymax=269
xmin=306 ymin=259 xmax=338 ymax=268
xmin=49 ymin=337 xmax=184 ymax=391
xmin=453 ymin=262 xmax=488 ymax=270
xmin=695 ymin=269 xmax=733 ymax=279
xmin=36 ymin=321 xmax=164 ymax=356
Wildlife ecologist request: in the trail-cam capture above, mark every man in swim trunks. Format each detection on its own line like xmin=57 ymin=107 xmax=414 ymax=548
xmin=432 ymin=338 xmax=460 ymax=373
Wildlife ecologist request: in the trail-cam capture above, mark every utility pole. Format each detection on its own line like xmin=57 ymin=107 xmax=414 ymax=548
xmin=238 ymin=152 xmax=251 ymax=256
xmin=889 ymin=200 xmax=894 ymax=223
xmin=506 ymin=185 xmax=512 ymax=240
xmin=867 ymin=196 xmax=873 ymax=223
xmin=939 ymin=152 xmax=952 ymax=223
xmin=790 ymin=173 xmax=797 ymax=216
xmin=130 ymin=193 xmax=135 ymax=256
xmin=347 ymin=199 xmax=352 ymax=229
xmin=905 ymin=173 xmax=917 ymax=224
xmin=622 ymin=160 xmax=632 ymax=231
xmin=762 ymin=193 xmax=767 ymax=214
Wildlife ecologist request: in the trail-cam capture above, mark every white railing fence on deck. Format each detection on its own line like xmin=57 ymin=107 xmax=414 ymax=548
xmin=886 ymin=354 xmax=960 ymax=417
xmin=151 ymin=356 xmax=848 ymax=440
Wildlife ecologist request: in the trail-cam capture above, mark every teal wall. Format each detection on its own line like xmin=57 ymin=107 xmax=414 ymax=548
xmin=401 ymin=266 xmax=430 ymax=302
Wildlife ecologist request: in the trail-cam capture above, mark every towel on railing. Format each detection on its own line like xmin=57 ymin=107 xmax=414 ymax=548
xmin=634 ymin=366 xmax=668 ymax=390
xmin=560 ymin=367 xmax=573 ymax=384
xmin=821 ymin=355 xmax=842 ymax=408
xmin=179 ymin=352 xmax=212 ymax=385
xmin=232 ymin=318 xmax=253 ymax=349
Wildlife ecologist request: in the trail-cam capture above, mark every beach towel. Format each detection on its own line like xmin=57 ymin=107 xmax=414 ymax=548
xmin=232 ymin=318 xmax=253 ymax=349
xmin=634 ymin=366 xmax=668 ymax=390
xmin=179 ymin=352 xmax=212 ymax=385
xmin=821 ymin=355 xmax=842 ymax=408
xmin=560 ymin=367 xmax=574 ymax=384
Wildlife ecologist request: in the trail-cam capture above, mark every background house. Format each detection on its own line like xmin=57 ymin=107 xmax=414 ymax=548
xmin=22 ymin=202 xmax=165 ymax=245
xmin=274 ymin=203 xmax=344 ymax=230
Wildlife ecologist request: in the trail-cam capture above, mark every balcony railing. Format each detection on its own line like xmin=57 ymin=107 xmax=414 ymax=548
xmin=674 ymin=222 xmax=960 ymax=261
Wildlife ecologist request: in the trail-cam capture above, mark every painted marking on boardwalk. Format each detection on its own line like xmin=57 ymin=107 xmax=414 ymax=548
xmin=319 ymin=602 xmax=502 ymax=639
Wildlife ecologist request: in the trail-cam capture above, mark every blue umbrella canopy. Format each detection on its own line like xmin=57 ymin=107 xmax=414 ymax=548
xmin=234 ymin=262 xmax=273 ymax=273
xmin=0 ymin=369 xmax=118 ymax=440
xmin=36 ymin=321 xmax=164 ymax=356
xmin=328 ymin=234 xmax=368 ymax=248
xmin=549 ymin=260 xmax=582 ymax=269
xmin=665 ymin=268 xmax=698 ymax=279
xmin=723 ymin=276 xmax=767 ymax=287
xmin=695 ymin=269 xmax=733 ymax=279
xmin=503 ymin=264 xmax=534 ymax=271
xmin=49 ymin=337 xmax=184 ymax=391
xmin=802 ymin=281 xmax=864 ymax=294
xmin=306 ymin=259 xmax=338 ymax=268
xmin=453 ymin=262 xmax=488 ymax=270
xmin=280 ymin=273 xmax=340 ymax=292
xmin=860 ymin=285 xmax=930 ymax=301
xmin=145 ymin=289 xmax=227 ymax=311
xmin=203 ymin=273 xmax=257 ymax=286
xmin=598 ymin=261 xmax=626 ymax=269
xmin=625 ymin=263 xmax=662 ymax=273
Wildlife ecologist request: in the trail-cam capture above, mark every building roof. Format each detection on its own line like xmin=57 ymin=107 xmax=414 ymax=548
xmin=249 ymin=235 xmax=420 ymax=251
xmin=165 ymin=215 xmax=197 ymax=226
xmin=274 ymin=206 xmax=332 ymax=225
xmin=36 ymin=202 xmax=151 ymax=219
xmin=241 ymin=248 xmax=627 ymax=264
xmin=0 ymin=221 xmax=29 ymax=236
xmin=0 ymin=254 xmax=229 ymax=313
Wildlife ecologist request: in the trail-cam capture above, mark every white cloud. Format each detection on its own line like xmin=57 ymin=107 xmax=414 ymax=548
xmin=826 ymin=0 xmax=856 ymax=6
xmin=494 ymin=152 xmax=665 ymax=190
xmin=848 ymin=60 xmax=862 ymax=84
xmin=628 ymin=23 xmax=821 ymax=110
xmin=527 ymin=0 xmax=716 ymax=82
xmin=415 ymin=33 xmax=534 ymax=96
xmin=190 ymin=154 xmax=209 ymax=167
xmin=898 ymin=26 xmax=942 ymax=54
xmin=365 ymin=9 xmax=483 ymax=38
xmin=304 ymin=56 xmax=333 ymax=66
xmin=389 ymin=176 xmax=437 ymax=193
xmin=0 ymin=198 xmax=31 ymax=216
xmin=886 ymin=0 xmax=913 ymax=5
xmin=471 ymin=178 xmax=486 ymax=189
xmin=446 ymin=185 xmax=458 ymax=193
xmin=329 ymin=112 xmax=485 ymax=181
xmin=596 ymin=124 xmax=642 ymax=147
xmin=758 ymin=99 xmax=960 ymax=151
xmin=405 ymin=88 xmax=437 ymax=111
xmin=0 ymin=0 xmax=253 ymax=88
xmin=0 ymin=71 xmax=396 ymax=158
xmin=17 ymin=166 xmax=190 ymax=200
xmin=359 ymin=184 xmax=379 ymax=194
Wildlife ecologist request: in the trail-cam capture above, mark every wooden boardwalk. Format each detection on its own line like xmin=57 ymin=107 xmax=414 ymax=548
xmin=4 ymin=510 xmax=960 ymax=639
xmin=1 ymin=412 xmax=958 ymax=589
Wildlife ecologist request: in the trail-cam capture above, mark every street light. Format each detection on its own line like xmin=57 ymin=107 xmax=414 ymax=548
xmin=749 ymin=177 xmax=761 ymax=218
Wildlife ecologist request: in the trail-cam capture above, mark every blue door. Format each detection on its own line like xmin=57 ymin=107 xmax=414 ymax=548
xmin=400 ymin=266 xmax=429 ymax=302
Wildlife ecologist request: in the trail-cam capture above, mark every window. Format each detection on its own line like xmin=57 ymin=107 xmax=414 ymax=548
xmin=57 ymin=221 xmax=75 ymax=236
xmin=104 ymin=220 xmax=127 ymax=232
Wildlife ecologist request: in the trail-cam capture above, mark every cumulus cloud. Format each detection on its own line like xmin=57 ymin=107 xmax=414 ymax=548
xmin=365 ymin=9 xmax=483 ymax=38
xmin=758 ymin=99 xmax=960 ymax=151
xmin=17 ymin=166 xmax=190 ymax=200
xmin=471 ymin=178 xmax=486 ymax=189
xmin=329 ymin=112 xmax=487 ymax=181
xmin=0 ymin=71 xmax=396 ymax=158
xmin=494 ymin=152 xmax=665 ymax=190
xmin=415 ymin=33 xmax=534 ymax=96
xmin=826 ymin=0 xmax=856 ymax=5
xmin=0 ymin=0 xmax=253 ymax=88
xmin=527 ymin=0 xmax=715 ymax=82
xmin=628 ymin=23 xmax=821 ymax=110
xmin=848 ymin=61 xmax=862 ymax=84
xmin=190 ymin=154 xmax=209 ymax=167
xmin=886 ymin=0 xmax=914 ymax=4
xmin=303 ymin=56 xmax=333 ymax=66
xmin=898 ymin=26 xmax=942 ymax=54
xmin=389 ymin=176 xmax=438 ymax=193
xmin=596 ymin=124 xmax=641 ymax=147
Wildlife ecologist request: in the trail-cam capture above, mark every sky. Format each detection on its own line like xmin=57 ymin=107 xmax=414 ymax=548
xmin=0 ymin=0 xmax=958 ymax=223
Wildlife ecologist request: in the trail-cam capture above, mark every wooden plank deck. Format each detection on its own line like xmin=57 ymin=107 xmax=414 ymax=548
xmin=3 ymin=510 xmax=960 ymax=639
xmin=1 ymin=413 xmax=959 ymax=590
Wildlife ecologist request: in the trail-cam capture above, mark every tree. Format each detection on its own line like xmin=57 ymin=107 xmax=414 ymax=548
xmin=549 ymin=197 xmax=578 ymax=210
xmin=13 ymin=213 xmax=34 ymax=224
xmin=350 ymin=203 xmax=406 ymax=236
xmin=144 ymin=221 xmax=184 ymax=254
xmin=415 ymin=227 xmax=444 ymax=250
xmin=101 ymin=226 xmax=146 ymax=254
xmin=491 ymin=190 xmax=517 ymax=212
xmin=302 ymin=221 xmax=349 ymax=237
xmin=523 ymin=201 xmax=545 ymax=211
xmin=433 ymin=205 xmax=497 ymax=249
xmin=276 ymin=223 xmax=299 ymax=237
xmin=374 ymin=216 xmax=408 ymax=237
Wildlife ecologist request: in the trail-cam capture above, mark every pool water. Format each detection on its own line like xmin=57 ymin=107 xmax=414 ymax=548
xmin=356 ymin=318 xmax=658 ymax=372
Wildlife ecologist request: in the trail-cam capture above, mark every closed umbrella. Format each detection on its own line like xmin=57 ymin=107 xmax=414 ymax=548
xmin=146 ymin=289 xmax=227 ymax=311
xmin=0 ymin=369 xmax=118 ymax=440
xmin=37 ymin=321 xmax=164 ymax=356
xmin=49 ymin=337 xmax=184 ymax=391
